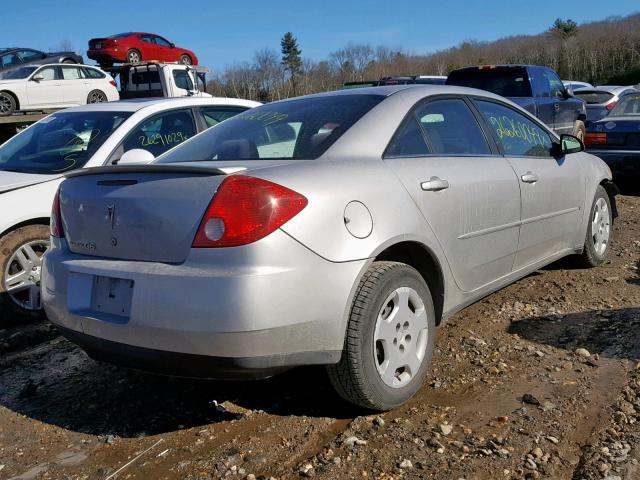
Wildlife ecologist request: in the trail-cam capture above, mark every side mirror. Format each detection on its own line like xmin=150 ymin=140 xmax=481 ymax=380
xmin=31 ymin=74 xmax=44 ymax=82
xmin=565 ymin=87 xmax=574 ymax=97
xmin=116 ymin=148 xmax=155 ymax=165
xmin=554 ymin=134 xmax=584 ymax=156
xmin=170 ymin=43 xmax=175 ymax=48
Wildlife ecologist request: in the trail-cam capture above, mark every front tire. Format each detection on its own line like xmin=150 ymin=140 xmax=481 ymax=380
xmin=179 ymin=54 xmax=192 ymax=65
xmin=575 ymin=185 xmax=612 ymax=267
xmin=0 ymin=92 xmax=16 ymax=117
xmin=61 ymin=58 xmax=77 ymax=64
xmin=87 ymin=89 xmax=108 ymax=104
xmin=0 ymin=225 xmax=50 ymax=325
xmin=327 ymin=261 xmax=436 ymax=411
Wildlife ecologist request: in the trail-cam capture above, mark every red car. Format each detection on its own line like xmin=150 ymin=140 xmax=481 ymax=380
xmin=87 ymin=32 xmax=198 ymax=66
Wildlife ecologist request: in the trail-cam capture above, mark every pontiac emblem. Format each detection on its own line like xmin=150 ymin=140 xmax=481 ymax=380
xmin=107 ymin=204 xmax=115 ymax=229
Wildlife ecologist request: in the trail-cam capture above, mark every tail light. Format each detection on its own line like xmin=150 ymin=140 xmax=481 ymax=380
xmin=605 ymin=100 xmax=617 ymax=110
xmin=584 ymin=132 xmax=607 ymax=146
xmin=50 ymin=188 xmax=64 ymax=238
xmin=479 ymin=65 xmax=497 ymax=70
xmin=109 ymin=79 xmax=117 ymax=87
xmin=193 ymin=176 xmax=308 ymax=248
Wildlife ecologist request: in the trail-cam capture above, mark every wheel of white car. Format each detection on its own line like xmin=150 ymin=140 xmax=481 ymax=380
xmin=0 ymin=225 xmax=50 ymax=325
xmin=127 ymin=49 xmax=142 ymax=64
xmin=327 ymin=261 xmax=436 ymax=410
xmin=180 ymin=54 xmax=192 ymax=65
xmin=0 ymin=92 xmax=16 ymax=117
xmin=575 ymin=185 xmax=612 ymax=268
xmin=87 ymin=90 xmax=108 ymax=104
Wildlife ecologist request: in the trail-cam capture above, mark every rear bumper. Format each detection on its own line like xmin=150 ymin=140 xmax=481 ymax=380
xmin=42 ymin=231 xmax=367 ymax=375
xmin=587 ymin=149 xmax=640 ymax=176
xmin=57 ymin=325 xmax=339 ymax=379
xmin=87 ymin=48 xmax=125 ymax=63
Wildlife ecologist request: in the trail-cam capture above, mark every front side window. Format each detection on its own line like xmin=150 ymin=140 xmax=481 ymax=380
xmin=121 ymin=109 xmax=197 ymax=157
xmin=157 ymin=94 xmax=384 ymax=163
xmin=200 ymin=106 xmax=248 ymax=127
xmin=35 ymin=66 xmax=58 ymax=81
xmin=0 ymin=111 xmax=132 ymax=174
xmin=154 ymin=36 xmax=171 ymax=47
xmin=173 ymin=70 xmax=193 ymax=91
xmin=543 ymin=70 xmax=565 ymax=98
xmin=475 ymin=100 xmax=553 ymax=157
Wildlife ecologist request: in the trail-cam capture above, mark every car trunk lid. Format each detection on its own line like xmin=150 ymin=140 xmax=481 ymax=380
xmin=60 ymin=165 xmax=228 ymax=263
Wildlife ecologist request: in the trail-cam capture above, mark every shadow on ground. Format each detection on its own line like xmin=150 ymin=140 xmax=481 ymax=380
xmin=509 ymin=307 xmax=640 ymax=361
xmin=0 ymin=336 xmax=357 ymax=438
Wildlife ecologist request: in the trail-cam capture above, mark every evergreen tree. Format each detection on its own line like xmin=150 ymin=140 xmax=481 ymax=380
xmin=281 ymin=32 xmax=302 ymax=95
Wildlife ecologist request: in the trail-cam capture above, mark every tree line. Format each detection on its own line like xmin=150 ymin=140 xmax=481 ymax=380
xmin=206 ymin=13 xmax=640 ymax=101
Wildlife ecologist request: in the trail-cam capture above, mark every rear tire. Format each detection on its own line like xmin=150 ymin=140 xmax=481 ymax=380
xmin=127 ymin=49 xmax=142 ymax=64
xmin=575 ymin=185 xmax=612 ymax=267
xmin=572 ymin=120 xmax=586 ymax=141
xmin=327 ymin=261 xmax=436 ymax=411
xmin=87 ymin=89 xmax=108 ymax=104
xmin=0 ymin=92 xmax=16 ymax=117
xmin=0 ymin=225 xmax=50 ymax=326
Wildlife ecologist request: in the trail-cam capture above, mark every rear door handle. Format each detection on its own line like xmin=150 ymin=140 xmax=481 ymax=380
xmin=521 ymin=172 xmax=539 ymax=183
xmin=421 ymin=176 xmax=449 ymax=191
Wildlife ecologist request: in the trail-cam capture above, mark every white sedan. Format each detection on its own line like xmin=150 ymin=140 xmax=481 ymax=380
xmin=0 ymin=64 xmax=120 ymax=116
xmin=0 ymin=96 xmax=260 ymax=322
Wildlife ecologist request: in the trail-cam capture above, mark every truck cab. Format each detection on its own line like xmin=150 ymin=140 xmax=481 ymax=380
xmin=447 ymin=65 xmax=587 ymax=139
xmin=105 ymin=62 xmax=211 ymax=99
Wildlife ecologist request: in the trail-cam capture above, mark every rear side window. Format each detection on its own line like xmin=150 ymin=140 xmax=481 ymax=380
xmin=385 ymin=98 xmax=490 ymax=157
xmin=61 ymin=66 xmax=82 ymax=80
xmin=574 ymin=90 xmax=615 ymax=104
xmin=120 ymin=109 xmax=197 ymax=157
xmin=475 ymin=100 xmax=553 ymax=157
xmin=447 ymin=68 xmax=533 ymax=97
xmin=82 ymin=67 xmax=106 ymax=79
xmin=200 ymin=106 xmax=248 ymax=127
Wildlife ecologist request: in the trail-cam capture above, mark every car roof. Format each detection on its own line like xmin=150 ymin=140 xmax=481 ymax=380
xmin=54 ymin=96 xmax=261 ymax=114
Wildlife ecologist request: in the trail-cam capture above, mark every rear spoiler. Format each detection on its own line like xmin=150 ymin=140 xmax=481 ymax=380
xmin=64 ymin=164 xmax=230 ymax=179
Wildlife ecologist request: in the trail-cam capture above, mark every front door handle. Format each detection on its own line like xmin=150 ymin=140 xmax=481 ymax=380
xmin=521 ymin=172 xmax=539 ymax=183
xmin=554 ymin=103 xmax=560 ymax=111
xmin=421 ymin=176 xmax=449 ymax=191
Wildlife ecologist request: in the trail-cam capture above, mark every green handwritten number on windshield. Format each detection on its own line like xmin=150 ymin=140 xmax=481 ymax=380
xmin=489 ymin=115 xmax=546 ymax=147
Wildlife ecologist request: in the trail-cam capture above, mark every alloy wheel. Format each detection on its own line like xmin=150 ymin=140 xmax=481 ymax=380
xmin=3 ymin=239 xmax=49 ymax=311
xmin=0 ymin=94 xmax=12 ymax=114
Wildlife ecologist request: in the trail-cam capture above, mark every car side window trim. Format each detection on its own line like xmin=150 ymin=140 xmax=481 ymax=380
xmin=470 ymin=96 xmax=558 ymax=159
xmin=105 ymin=107 xmax=202 ymax=165
xmin=383 ymin=94 xmax=499 ymax=159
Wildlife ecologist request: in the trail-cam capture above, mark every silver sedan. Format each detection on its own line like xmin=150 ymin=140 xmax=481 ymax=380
xmin=42 ymin=85 xmax=617 ymax=410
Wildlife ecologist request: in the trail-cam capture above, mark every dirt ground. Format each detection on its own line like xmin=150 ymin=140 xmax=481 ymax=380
xmin=0 ymin=194 xmax=639 ymax=480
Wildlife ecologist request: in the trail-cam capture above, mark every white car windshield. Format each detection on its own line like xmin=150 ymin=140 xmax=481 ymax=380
xmin=0 ymin=111 xmax=132 ymax=174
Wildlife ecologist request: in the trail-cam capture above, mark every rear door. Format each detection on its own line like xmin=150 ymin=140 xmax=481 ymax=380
xmin=384 ymin=96 xmax=521 ymax=292
xmin=60 ymin=65 xmax=88 ymax=104
xmin=473 ymin=99 xmax=584 ymax=269
xmin=26 ymin=66 xmax=64 ymax=107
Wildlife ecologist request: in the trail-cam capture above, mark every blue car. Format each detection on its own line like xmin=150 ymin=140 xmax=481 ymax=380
xmin=586 ymin=91 xmax=640 ymax=178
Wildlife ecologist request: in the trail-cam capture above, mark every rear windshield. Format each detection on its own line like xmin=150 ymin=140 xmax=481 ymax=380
xmin=109 ymin=33 xmax=133 ymax=39
xmin=447 ymin=68 xmax=533 ymax=97
xmin=609 ymin=94 xmax=640 ymax=117
xmin=157 ymin=94 xmax=384 ymax=162
xmin=574 ymin=90 xmax=614 ymax=104
xmin=0 ymin=111 xmax=132 ymax=174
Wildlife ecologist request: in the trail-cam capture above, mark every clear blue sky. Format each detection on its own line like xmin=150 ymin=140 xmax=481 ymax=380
xmin=3 ymin=1 xmax=638 ymax=74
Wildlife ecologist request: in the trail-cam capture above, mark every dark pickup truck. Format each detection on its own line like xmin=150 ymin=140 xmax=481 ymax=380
xmin=447 ymin=65 xmax=587 ymax=139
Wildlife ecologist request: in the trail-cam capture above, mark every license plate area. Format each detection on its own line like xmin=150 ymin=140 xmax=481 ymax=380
xmin=95 ymin=43 xmax=102 ymax=49
xmin=90 ymin=276 xmax=134 ymax=320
